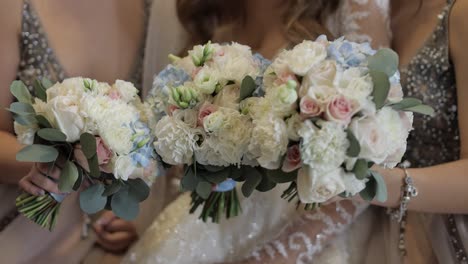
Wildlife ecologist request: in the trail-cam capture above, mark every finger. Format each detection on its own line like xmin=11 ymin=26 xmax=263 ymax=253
xmin=93 ymin=211 xmax=117 ymax=233
xmin=98 ymin=230 xmax=138 ymax=245
xmin=95 ymin=236 xmax=132 ymax=253
xmin=36 ymin=163 xmax=61 ymax=180
xmin=30 ymin=172 xmax=60 ymax=194
xmin=19 ymin=177 xmax=45 ymax=196
xmin=105 ymin=219 xmax=137 ymax=233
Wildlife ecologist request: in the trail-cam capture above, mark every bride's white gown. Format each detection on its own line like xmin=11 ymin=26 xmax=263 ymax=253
xmin=125 ymin=1 xmax=390 ymax=263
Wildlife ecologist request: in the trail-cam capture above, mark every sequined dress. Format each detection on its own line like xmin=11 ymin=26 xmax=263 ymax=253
xmin=0 ymin=0 xmax=150 ymax=263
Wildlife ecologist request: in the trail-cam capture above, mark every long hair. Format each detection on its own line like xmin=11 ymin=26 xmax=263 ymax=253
xmin=176 ymin=0 xmax=340 ymax=52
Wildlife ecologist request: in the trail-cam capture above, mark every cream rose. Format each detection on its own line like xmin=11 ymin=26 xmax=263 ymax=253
xmin=48 ymin=95 xmax=85 ymax=142
xmin=297 ymin=166 xmax=346 ymax=203
xmin=113 ymin=155 xmax=137 ymax=181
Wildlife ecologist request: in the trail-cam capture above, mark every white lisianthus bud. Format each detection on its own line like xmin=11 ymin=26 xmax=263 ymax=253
xmin=194 ymin=66 xmax=219 ymax=94
xmin=203 ymin=111 xmax=226 ymax=133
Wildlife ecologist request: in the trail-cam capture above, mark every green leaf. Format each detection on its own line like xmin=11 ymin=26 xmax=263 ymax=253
xmin=80 ymin=133 xmax=97 ymax=159
xmin=203 ymin=168 xmax=230 ymax=184
xmin=229 ymin=166 xmax=243 ymax=180
xmin=353 ymin=159 xmax=369 ymax=180
xmin=79 ymin=183 xmax=107 ymax=214
xmin=13 ymin=113 xmax=37 ymax=126
xmin=87 ymin=155 xmax=100 ymax=178
xmin=256 ymin=176 xmax=277 ymax=192
xmin=201 ymin=164 xmax=225 ymax=173
xmin=239 ymin=76 xmax=256 ymax=101
xmin=370 ymin=71 xmax=391 ymax=109
xmin=405 ymin=104 xmax=435 ymax=117
xmin=241 ymin=167 xmax=262 ymax=197
xmin=102 ymin=181 xmax=122 ymax=196
xmin=127 ymin=178 xmax=150 ymax=202
xmin=10 ymin=80 xmax=32 ymax=103
xmin=346 ymin=130 xmax=361 ymax=157
xmin=37 ymin=128 xmax=67 ymax=142
xmin=389 ymin=97 xmax=422 ymax=110
xmin=266 ymin=168 xmax=298 ymax=183
xmin=41 ymin=78 xmax=53 ymax=89
xmin=36 ymin=115 xmax=52 ymax=128
xmin=73 ymin=167 xmax=83 ymax=191
xmin=367 ymin=48 xmax=399 ymax=77
xmin=33 ymin=80 xmax=47 ymax=102
xmin=196 ymin=181 xmax=212 ymax=199
xmin=58 ymin=161 xmax=79 ymax=193
xmin=16 ymin=144 xmax=59 ymax=162
xmin=181 ymin=167 xmax=199 ymax=191
xmin=8 ymin=102 xmax=35 ymax=116
xmin=371 ymin=171 xmax=388 ymax=202
xmin=111 ymin=187 xmax=140 ymax=221
xmin=359 ymin=176 xmax=377 ymax=201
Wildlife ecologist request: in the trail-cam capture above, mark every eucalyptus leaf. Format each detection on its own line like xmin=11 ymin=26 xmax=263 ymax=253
xmin=33 ymin=80 xmax=47 ymax=102
xmin=389 ymin=97 xmax=422 ymax=110
xmin=10 ymin=80 xmax=32 ymax=103
xmin=79 ymin=183 xmax=107 ymax=214
xmin=36 ymin=115 xmax=52 ymax=128
xmin=87 ymin=155 xmax=100 ymax=178
xmin=127 ymin=178 xmax=150 ymax=202
xmin=111 ymin=187 xmax=140 ymax=221
xmin=229 ymin=166 xmax=243 ymax=180
xmin=353 ymin=159 xmax=369 ymax=180
xmin=256 ymin=176 xmax=276 ymax=192
xmin=102 ymin=181 xmax=122 ymax=196
xmin=16 ymin=144 xmax=58 ymax=163
xmin=8 ymin=102 xmax=35 ymax=116
xmin=203 ymin=168 xmax=230 ymax=184
xmin=181 ymin=167 xmax=199 ymax=191
xmin=73 ymin=167 xmax=83 ymax=191
xmin=367 ymin=48 xmax=399 ymax=77
xmin=370 ymin=71 xmax=391 ymax=109
xmin=346 ymin=130 xmax=361 ymax=157
xmin=405 ymin=104 xmax=435 ymax=117
xmin=41 ymin=78 xmax=53 ymax=89
xmin=13 ymin=113 xmax=37 ymax=126
xmin=371 ymin=171 xmax=388 ymax=202
xmin=239 ymin=76 xmax=256 ymax=101
xmin=37 ymin=128 xmax=67 ymax=142
xmin=359 ymin=176 xmax=377 ymax=201
xmin=201 ymin=165 xmax=225 ymax=172
xmin=58 ymin=161 xmax=79 ymax=193
xmin=266 ymin=168 xmax=298 ymax=183
xmin=80 ymin=133 xmax=97 ymax=159
xmin=241 ymin=167 xmax=262 ymax=197
xmin=196 ymin=181 xmax=212 ymax=199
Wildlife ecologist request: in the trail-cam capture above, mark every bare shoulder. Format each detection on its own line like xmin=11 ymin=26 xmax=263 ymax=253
xmin=0 ymin=0 xmax=22 ymax=34
xmin=450 ymin=0 xmax=468 ymax=42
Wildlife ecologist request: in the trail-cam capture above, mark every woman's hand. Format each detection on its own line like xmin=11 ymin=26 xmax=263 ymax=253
xmin=93 ymin=211 xmax=139 ymax=253
xmin=18 ymin=162 xmax=62 ymax=196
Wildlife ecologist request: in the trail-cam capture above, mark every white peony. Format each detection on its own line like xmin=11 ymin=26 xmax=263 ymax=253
xmin=154 ymin=115 xmax=197 ymax=165
xmin=46 ymin=77 xmax=87 ymax=100
xmin=337 ymin=68 xmax=373 ymax=103
xmin=300 ymin=60 xmax=339 ymax=97
xmin=14 ymin=122 xmax=37 ymax=145
xmin=212 ymin=43 xmax=259 ymax=84
xmin=213 ymin=84 xmax=240 ymax=110
xmin=297 ymin=166 xmax=346 ymax=203
xmin=113 ymin=80 xmax=139 ymax=102
xmin=248 ymin=117 xmax=288 ymax=169
xmin=240 ymin=97 xmax=270 ymax=119
xmin=113 ymin=155 xmax=136 ymax=181
xmin=48 ymin=95 xmax=85 ymax=142
xmin=285 ymin=40 xmax=327 ymax=76
xmin=286 ymin=113 xmax=302 ymax=141
xmin=350 ymin=107 xmax=413 ymax=168
xmin=299 ymin=120 xmax=349 ymax=174
xmin=193 ymin=66 xmax=219 ymax=94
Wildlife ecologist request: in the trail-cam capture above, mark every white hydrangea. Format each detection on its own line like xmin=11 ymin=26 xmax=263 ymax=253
xmin=299 ymin=120 xmax=349 ymax=174
xmin=113 ymin=80 xmax=139 ymax=102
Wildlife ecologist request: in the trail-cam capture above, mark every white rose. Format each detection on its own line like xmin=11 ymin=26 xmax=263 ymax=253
xmin=154 ymin=115 xmax=197 ymax=165
xmin=343 ymin=173 xmax=367 ymax=196
xmin=299 ymin=120 xmax=349 ymax=174
xmin=350 ymin=108 xmax=412 ymax=167
xmin=305 ymin=85 xmax=338 ymax=106
xmin=193 ymin=66 xmax=219 ymax=94
xmin=113 ymin=80 xmax=138 ymax=102
xmin=285 ymin=41 xmax=327 ymax=76
xmin=181 ymin=108 xmax=199 ymax=128
xmin=48 ymin=96 xmax=85 ymax=142
xmin=286 ymin=113 xmax=302 ymax=141
xmin=14 ymin=122 xmax=37 ymax=145
xmin=297 ymin=166 xmax=346 ymax=203
xmin=113 ymin=155 xmax=136 ymax=181
xmin=248 ymin=117 xmax=288 ymax=169
xmin=46 ymin=77 xmax=87 ymax=100
xmin=213 ymin=84 xmax=240 ymax=110
xmin=300 ymin=60 xmax=338 ymax=97
xmin=337 ymin=68 xmax=373 ymax=103
xmin=203 ymin=111 xmax=226 ymax=133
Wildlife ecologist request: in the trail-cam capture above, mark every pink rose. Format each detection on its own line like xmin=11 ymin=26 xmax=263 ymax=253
xmin=197 ymin=102 xmax=218 ymax=127
xmin=108 ymin=89 xmax=121 ymax=100
xmin=282 ymin=144 xmax=302 ymax=172
xmin=168 ymin=105 xmax=179 ymax=116
xmin=300 ymin=96 xmax=323 ymax=118
xmin=274 ymin=71 xmax=299 ymax=86
xmin=74 ymin=137 xmax=113 ymax=173
xmin=325 ymin=95 xmax=356 ymax=125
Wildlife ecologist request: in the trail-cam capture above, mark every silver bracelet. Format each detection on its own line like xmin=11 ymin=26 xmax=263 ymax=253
xmin=388 ymin=168 xmax=418 ymax=222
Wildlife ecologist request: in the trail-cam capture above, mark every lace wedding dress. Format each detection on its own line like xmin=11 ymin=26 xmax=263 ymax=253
xmin=124 ymin=1 xmax=390 ymax=263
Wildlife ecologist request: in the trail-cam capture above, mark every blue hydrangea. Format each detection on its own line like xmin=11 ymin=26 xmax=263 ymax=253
xmin=327 ymin=37 xmax=376 ymax=68
xmin=213 ymin=178 xmax=237 ymax=192
xmin=151 ymin=65 xmax=191 ymax=95
xmin=253 ymin=53 xmax=271 ymax=97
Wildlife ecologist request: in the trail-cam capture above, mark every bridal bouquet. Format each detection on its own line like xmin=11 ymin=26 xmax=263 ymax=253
xmin=10 ymin=78 xmax=157 ymax=230
xmin=245 ymin=36 xmax=434 ymax=207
